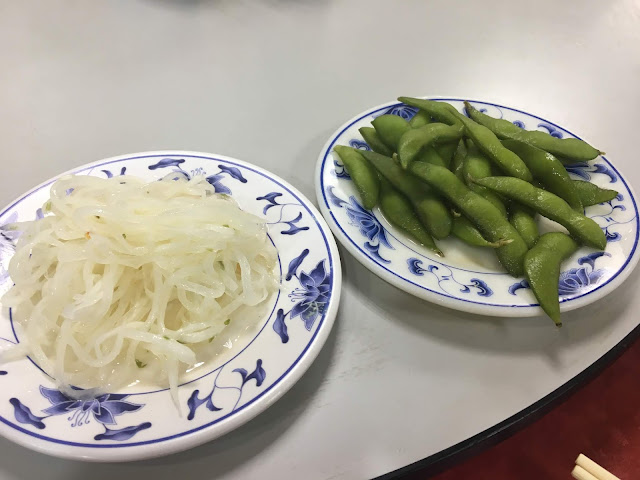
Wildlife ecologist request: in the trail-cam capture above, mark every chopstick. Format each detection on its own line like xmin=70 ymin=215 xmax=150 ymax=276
xmin=571 ymin=454 xmax=621 ymax=480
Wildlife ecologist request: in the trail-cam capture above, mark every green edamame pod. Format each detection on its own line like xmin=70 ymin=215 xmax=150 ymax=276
xmin=452 ymin=215 xmax=507 ymax=248
xmin=572 ymin=180 xmax=618 ymax=207
xmin=465 ymin=101 xmax=602 ymax=162
xmin=398 ymin=97 xmax=460 ymax=125
xmin=502 ymin=139 xmax=582 ymax=211
xmin=509 ymin=203 xmax=539 ymax=249
xmin=333 ymin=146 xmax=380 ymax=210
xmin=434 ymin=142 xmax=457 ymax=168
xmin=371 ymin=115 xmax=411 ymax=151
xmin=360 ymin=150 xmax=452 ymax=240
xmin=378 ymin=176 xmax=442 ymax=256
xmin=359 ymin=127 xmax=393 ymax=156
xmin=454 ymin=112 xmax=533 ymax=182
xmin=451 ymin=139 xmax=467 ymax=181
xmin=409 ymin=162 xmax=528 ymax=276
xmin=462 ymin=145 xmax=507 ymax=217
xmin=397 ymin=122 xmax=463 ymax=170
xmin=409 ymin=110 xmax=432 ymax=128
xmin=475 ymin=177 xmax=606 ymax=249
xmin=524 ymin=232 xmax=579 ymax=326
xmin=416 ymin=147 xmax=447 ymax=168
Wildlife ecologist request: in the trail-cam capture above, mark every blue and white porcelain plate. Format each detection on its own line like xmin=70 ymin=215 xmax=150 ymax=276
xmin=316 ymin=98 xmax=639 ymax=317
xmin=0 ymin=151 xmax=341 ymax=461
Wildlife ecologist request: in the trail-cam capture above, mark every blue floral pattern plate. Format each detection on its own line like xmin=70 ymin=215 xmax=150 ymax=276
xmin=0 ymin=151 xmax=341 ymax=461
xmin=315 ymin=98 xmax=639 ymax=317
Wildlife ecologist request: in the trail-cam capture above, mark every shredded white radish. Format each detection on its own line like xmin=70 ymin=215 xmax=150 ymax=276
xmin=1 ymin=174 xmax=278 ymax=404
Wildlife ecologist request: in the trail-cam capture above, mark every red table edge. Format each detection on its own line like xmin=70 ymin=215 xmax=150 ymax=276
xmin=374 ymin=321 xmax=640 ymax=479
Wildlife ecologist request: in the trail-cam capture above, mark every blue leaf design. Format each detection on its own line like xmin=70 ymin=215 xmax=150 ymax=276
xmin=349 ymin=139 xmax=370 ymax=151
xmin=281 ymin=212 xmax=309 ymax=235
xmin=537 ymin=123 xmax=563 ymax=138
xmin=508 ymin=279 xmax=530 ymax=295
xmin=205 ymin=174 xmax=232 ymax=195
xmin=364 ymin=241 xmax=390 ymax=263
xmin=186 ymin=388 xmax=223 ymax=421
xmin=590 ymin=163 xmax=617 ymax=183
xmin=234 ymin=359 xmax=266 ymax=387
xmin=564 ymin=162 xmax=592 ymax=181
xmin=148 ymin=158 xmax=185 ymax=170
xmin=469 ymin=278 xmax=493 ymax=297
xmin=9 ymin=398 xmax=45 ymax=429
xmin=333 ymin=159 xmax=351 ymax=179
xmin=273 ymin=308 xmax=289 ymax=343
xmin=382 ymin=105 xmax=419 ymax=120
xmin=512 ymin=120 xmax=525 ymax=129
xmin=407 ymin=258 xmax=426 ymax=276
xmin=0 ymin=371 xmax=7 ymax=375
xmin=218 ymin=165 xmax=247 ymax=183
xmin=39 ymin=386 xmax=71 ymax=405
xmin=256 ymin=192 xmax=283 ymax=214
xmin=286 ymin=249 xmax=309 ymax=281
xmin=577 ymin=251 xmax=610 ymax=270
xmin=94 ymin=422 xmax=151 ymax=441
xmin=101 ymin=170 xmax=113 ymax=178
xmin=326 ymin=186 xmax=347 ymax=208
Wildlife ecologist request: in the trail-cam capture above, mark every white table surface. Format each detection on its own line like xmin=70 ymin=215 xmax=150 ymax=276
xmin=1 ymin=1 xmax=639 ymax=478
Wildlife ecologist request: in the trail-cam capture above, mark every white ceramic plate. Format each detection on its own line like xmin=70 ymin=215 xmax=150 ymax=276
xmin=0 ymin=151 xmax=341 ymax=461
xmin=316 ymin=98 xmax=639 ymax=317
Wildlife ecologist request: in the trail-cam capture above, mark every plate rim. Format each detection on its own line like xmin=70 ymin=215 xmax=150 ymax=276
xmin=0 ymin=150 xmax=342 ymax=462
xmin=315 ymin=97 xmax=640 ymax=317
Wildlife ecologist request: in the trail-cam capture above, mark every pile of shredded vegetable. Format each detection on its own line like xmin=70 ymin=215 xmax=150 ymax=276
xmin=1 ymin=174 xmax=278 ymax=403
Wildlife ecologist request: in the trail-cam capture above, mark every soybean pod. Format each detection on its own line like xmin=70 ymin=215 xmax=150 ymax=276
xmin=359 ymin=127 xmax=393 ymax=156
xmin=509 ymin=203 xmax=539 ymax=249
xmin=452 ymin=215 xmax=508 ymax=248
xmin=360 ymin=150 xmax=452 ymax=240
xmin=465 ymin=101 xmax=602 ymax=162
xmin=524 ymin=232 xmax=579 ymax=326
xmin=408 ymin=162 xmax=528 ymax=276
xmin=333 ymin=146 xmax=380 ymax=210
xmin=378 ymin=176 xmax=441 ymax=255
xmin=409 ymin=110 xmax=432 ymax=129
xmin=371 ymin=115 xmax=411 ymax=151
xmin=475 ymin=176 xmax=606 ymax=249
xmin=454 ymin=112 xmax=533 ymax=182
xmin=462 ymin=143 xmax=507 ymax=216
xmin=397 ymin=122 xmax=463 ymax=170
xmin=572 ymin=180 xmax=619 ymax=207
xmin=502 ymin=139 xmax=582 ymax=211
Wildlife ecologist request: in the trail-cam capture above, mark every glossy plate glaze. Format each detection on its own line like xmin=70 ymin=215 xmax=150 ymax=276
xmin=0 ymin=151 xmax=341 ymax=461
xmin=316 ymin=98 xmax=639 ymax=317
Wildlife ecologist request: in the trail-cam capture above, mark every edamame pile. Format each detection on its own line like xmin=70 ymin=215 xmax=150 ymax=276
xmin=333 ymin=97 xmax=617 ymax=326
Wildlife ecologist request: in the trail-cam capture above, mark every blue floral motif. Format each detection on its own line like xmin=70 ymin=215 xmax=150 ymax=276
xmin=408 ymin=258 xmax=493 ymax=297
xmin=9 ymin=386 xmax=150 ymax=441
xmin=187 ymin=359 xmax=266 ymax=421
xmin=333 ymin=159 xmax=351 ymax=179
xmin=537 ymin=123 xmax=563 ymax=138
xmin=326 ymin=186 xmax=392 ymax=263
xmin=509 ymin=252 xmax=611 ymax=298
xmin=589 ymin=194 xmax=631 ymax=242
xmin=558 ymin=252 xmax=610 ymax=296
xmin=565 ymin=162 xmax=617 ymax=183
xmin=512 ymin=120 xmax=526 ymax=129
xmin=273 ymin=249 xmax=331 ymax=343
xmin=379 ymin=104 xmax=419 ymax=121
xmin=148 ymin=159 xmax=246 ymax=194
xmin=349 ymin=139 xmax=370 ymax=151
xmin=94 ymin=422 xmax=151 ymax=441
xmin=257 ymin=192 xmax=309 ymax=236
xmin=39 ymin=386 xmax=143 ymax=426
xmin=101 ymin=166 xmax=127 ymax=178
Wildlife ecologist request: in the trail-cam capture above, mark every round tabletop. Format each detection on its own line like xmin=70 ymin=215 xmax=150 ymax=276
xmin=1 ymin=1 xmax=639 ymax=479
